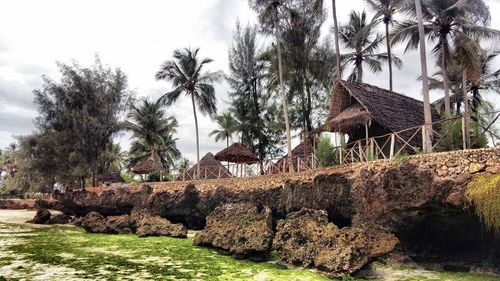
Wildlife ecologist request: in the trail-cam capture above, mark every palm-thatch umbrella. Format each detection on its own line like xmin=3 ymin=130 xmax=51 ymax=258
xmin=177 ymin=152 xmax=232 ymax=181
xmin=215 ymin=143 xmax=259 ymax=177
xmin=132 ymin=157 xmax=166 ymax=181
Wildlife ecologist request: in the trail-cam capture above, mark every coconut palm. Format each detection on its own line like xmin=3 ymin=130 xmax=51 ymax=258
xmin=123 ymin=99 xmax=180 ymax=169
xmin=155 ymin=48 xmax=219 ymax=177
xmin=249 ymin=0 xmax=294 ymax=172
xmin=364 ymin=0 xmax=405 ymax=91
xmin=332 ymin=0 xmax=342 ymax=81
xmin=339 ymin=10 xmax=402 ymax=83
xmin=392 ymin=0 xmax=498 ymax=117
xmin=209 ymin=112 xmax=239 ymax=148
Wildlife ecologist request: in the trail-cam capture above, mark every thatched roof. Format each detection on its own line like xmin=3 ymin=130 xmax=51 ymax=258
xmin=99 ymin=170 xmax=125 ymax=184
xmin=132 ymin=157 xmax=165 ymax=174
xmin=317 ymin=81 xmax=440 ymax=147
xmin=215 ymin=143 xmax=260 ymax=164
xmin=177 ymin=152 xmax=232 ymax=180
xmin=270 ymin=137 xmax=316 ymax=174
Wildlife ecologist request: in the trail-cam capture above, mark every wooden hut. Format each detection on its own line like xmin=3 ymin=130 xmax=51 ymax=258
xmin=177 ymin=152 xmax=232 ymax=181
xmin=270 ymin=137 xmax=317 ymax=174
xmin=315 ymin=80 xmax=440 ymax=154
xmin=132 ymin=157 xmax=165 ymax=175
xmin=215 ymin=143 xmax=259 ymax=177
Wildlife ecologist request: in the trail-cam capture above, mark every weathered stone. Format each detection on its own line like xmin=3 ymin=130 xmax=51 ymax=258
xmin=274 ymin=208 xmax=398 ymax=275
xmin=136 ymin=215 xmax=187 ymax=238
xmin=106 ymin=215 xmax=132 ymax=234
xmin=80 ymin=212 xmax=108 ymax=233
xmin=194 ymin=203 xmax=274 ymax=260
xmin=469 ymin=163 xmax=486 ymax=174
xmin=46 ymin=213 xmax=71 ymax=224
xmin=27 ymin=209 xmax=51 ymax=224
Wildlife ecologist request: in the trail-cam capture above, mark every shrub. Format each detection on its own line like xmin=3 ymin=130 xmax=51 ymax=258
xmin=315 ymin=136 xmax=336 ymax=167
xmin=466 ymin=174 xmax=500 ymax=235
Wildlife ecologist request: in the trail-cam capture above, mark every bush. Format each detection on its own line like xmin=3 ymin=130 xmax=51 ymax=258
xmin=435 ymin=119 xmax=488 ymax=152
xmin=315 ymin=136 xmax=336 ymax=167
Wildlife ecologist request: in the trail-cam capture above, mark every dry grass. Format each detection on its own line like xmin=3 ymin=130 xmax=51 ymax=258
xmin=466 ymin=174 xmax=500 ymax=235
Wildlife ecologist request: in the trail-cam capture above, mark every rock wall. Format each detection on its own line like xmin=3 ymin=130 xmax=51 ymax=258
xmin=49 ymin=148 xmax=500 ymax=268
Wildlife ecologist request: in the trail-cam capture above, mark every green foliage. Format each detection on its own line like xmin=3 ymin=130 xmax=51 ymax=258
xmin=435 ymin=119 xmax=488 ymax=152
xmin=466 ymin=174 xmax=500 ymax=235
xmin=315 ymin=136 xmax=335 ymax=167
xmin=17 ymin=56 xmax=133 ymax=189
xmin=209 ymin=112 xmax=239 ymax=147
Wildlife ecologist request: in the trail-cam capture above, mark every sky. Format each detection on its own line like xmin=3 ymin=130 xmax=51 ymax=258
xmin=0 ymin=0 xmax=499 ymax=162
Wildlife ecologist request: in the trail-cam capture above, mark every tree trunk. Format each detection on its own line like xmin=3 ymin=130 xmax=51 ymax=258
xmin=462 ymin=69 xmax=471 ymax=149
xmin=275 ymin=10 xmax=294 ymax=173
xmin=191 ymin=93 xmax=200 ymax=178
xmin=441 ymin=40 xmax=451 ymax=116
xmin=415 ymin=0 xmax=433 ymax=153
xmin=357 ymin=61 xmax=363 ymax=83
xmin=385 ymin=22 xmax=393 ymax=91
xmin=92 ymin=170 xmax=97 ymax=187
xmin=332 ymin=0 xmax=342 ymax=81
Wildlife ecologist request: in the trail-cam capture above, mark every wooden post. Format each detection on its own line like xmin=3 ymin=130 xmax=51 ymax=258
xmin=390 ymin=134 xmax=395 ymax=159
xmin=358 ymin=140 xmax=363 ymax=162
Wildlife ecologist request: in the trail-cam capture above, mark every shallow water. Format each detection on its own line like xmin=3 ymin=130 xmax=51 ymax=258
xmin=0 ymin=212 xmax=498 ymax=280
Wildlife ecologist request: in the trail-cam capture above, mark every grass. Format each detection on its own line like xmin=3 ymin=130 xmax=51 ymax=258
xmin=0 ymin=222 xmax=498 ymax=280
xmin=466 ymin=174 xmax=500 ymax=235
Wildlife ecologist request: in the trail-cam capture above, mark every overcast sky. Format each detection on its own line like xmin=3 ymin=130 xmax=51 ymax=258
xmin=1 ymin=0 xmax=499 ymax=162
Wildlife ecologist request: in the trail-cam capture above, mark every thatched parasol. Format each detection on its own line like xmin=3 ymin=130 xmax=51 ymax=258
xmin=131 ymin=157 xmax=165 ymax=175
xmin=177 ymin=152 xmax=232 ymax=180
xmin=215 ymin=143 xmax=259 ymax=164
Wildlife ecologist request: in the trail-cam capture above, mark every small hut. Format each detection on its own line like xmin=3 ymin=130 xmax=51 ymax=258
xmin=177 ymin=152 xmax=232 ymax=181
xmin=315 ymin=80 xmax=440 ymax=153
xmin=98 ymin=170 xmax=125 ymax=185
xmin=131 ymin=157 xmax=165 ymax=181
xmin=270 ymin=137 xmax=317 ymax=174
xmin=215 ymin=143 xmax=259 ymax=176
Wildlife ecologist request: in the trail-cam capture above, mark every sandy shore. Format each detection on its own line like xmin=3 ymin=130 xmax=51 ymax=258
xmin=0 ymin=209 xmax=62 ymax=225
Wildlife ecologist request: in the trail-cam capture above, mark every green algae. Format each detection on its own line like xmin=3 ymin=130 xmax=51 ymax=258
xmin=466 ymin=173 xmax=500 ymax=235
xmin=0 ymin=222 xmax=499 ymax=280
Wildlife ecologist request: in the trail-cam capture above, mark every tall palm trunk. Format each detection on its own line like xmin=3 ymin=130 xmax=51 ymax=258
xmin=385 ymin=22 xmax=393 ymax=91
xmin=191 ymin=93 xmax=200 ymax=178
xmin=332 ymin=0 xmax=342 ymax=81
xmin=441 ymin=40 xmax=451 ymax=116
xmin=357 ymin=60 xmax=363 ymax=83
xmin=275 ymin=11 xmax=293 ymax=173
xmin=415 ymin=0 xmax=433 ymax=153
xmin=462 ymin=69 xmax=471 ymax=149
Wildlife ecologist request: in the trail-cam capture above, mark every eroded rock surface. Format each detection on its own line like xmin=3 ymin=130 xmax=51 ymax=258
xmin=135 ymin=215 xmax=187 ymax=238
xmin=106 ymin=215 xmax=132 ymax=234
xmin=194 ymin=203 xmax=274 ymax=260
xmin=80 ymin=212 xmax=108 ymax=233
xmin=274 ymin=208 xmax=398 ymax=275
xmin=46 ymin=213 xmax=71 ymax=224
xmin=27 ymin=209 xmax=51 ymax=224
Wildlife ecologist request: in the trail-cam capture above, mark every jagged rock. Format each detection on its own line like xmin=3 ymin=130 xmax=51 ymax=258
xmin=136 ymin=215 xmax=187 ymax=238
xmin=106 ymin=215 xmax=132 ymax=234
xmin=27 ymin=209 xmax=51 ymax=224
xmin=274 ymin=208 xmax=398 ymax=275
xmin=46 ymin=214 xmax=71 ymax=224
xmin=194 ymin=203 xmax=274 ymax=260
xmin=468 ymin=163 xmax=486 ymax=174
xmin=80 ymin=212 xmax=108 ymax=233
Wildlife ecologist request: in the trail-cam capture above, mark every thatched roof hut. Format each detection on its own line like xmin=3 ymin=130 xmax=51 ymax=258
xmin=131 ymin=157 xmax=165 ymax=175
xmin=177 ymin=152 xmax=232 ymax=180
xmin=215 ymin=143 xmax=260 ymax=164
xmin=98 ymin=170 xmax=125 ymax=184
xmin=315 ymin=80 xmax=440 ymax=149
xmin=270 ymin=137 xmax=316 ymax=174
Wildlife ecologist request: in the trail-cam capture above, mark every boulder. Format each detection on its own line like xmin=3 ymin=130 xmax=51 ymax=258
xmin=136 ymin=215 xmax=187 ymax=238
xmin=194 ymin=203 xmax=274 ymax=260
xmin=46 ymin=213 xmax=71 ymax=224
xmin=106 ymin=215 xmax=132 ymax=234
xmin=273 ymin=208 xmax=398 ymax=275
xmin=27 ymin=209 xmax=51 ymax=224
xmin=80 ymin=212 xmax=108 ymax=233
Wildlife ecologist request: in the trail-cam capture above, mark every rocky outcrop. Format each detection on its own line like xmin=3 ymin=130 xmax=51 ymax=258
xmin=27 ymin=209 xmax=52 ymax=224
xmin=80 ymin=212 xmax=108 ymax=233
xmin=194 ymin=203 xmax=274 ymax=260
xmin=0 ymin=199 xmax=36 ymax=210
xmin=106 ymin=215 xmax=133 ymax=234
xmin=274 ymin=208 xmax=398 ymax=276
xmin=46 ymin=213 xmax=71 ymax=224
xmin=135 ymin=215 xmax=187 ymax=238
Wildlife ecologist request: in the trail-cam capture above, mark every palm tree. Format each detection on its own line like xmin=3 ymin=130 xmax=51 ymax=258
xmin=339 ymin=10 xmax=402 ymax=83
xmin=332 ymin=0 xmax=342 ymax=81
xmin=392 ymin=0 xmax=497 ymax=117
xmin=414 ymin=0 xmax=433 ymax=153
xmin=155 ymin=48 xmax=219 ymax=178
xmin=209 ymin=112 xmax=239 ymax=148
xmin=123 ymin=99 xmax=180 ymax=170
xmin=249 ymin=0 xmax=293 ymax=172
xmin=364 ymin=0 xmax=404 ymax=91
